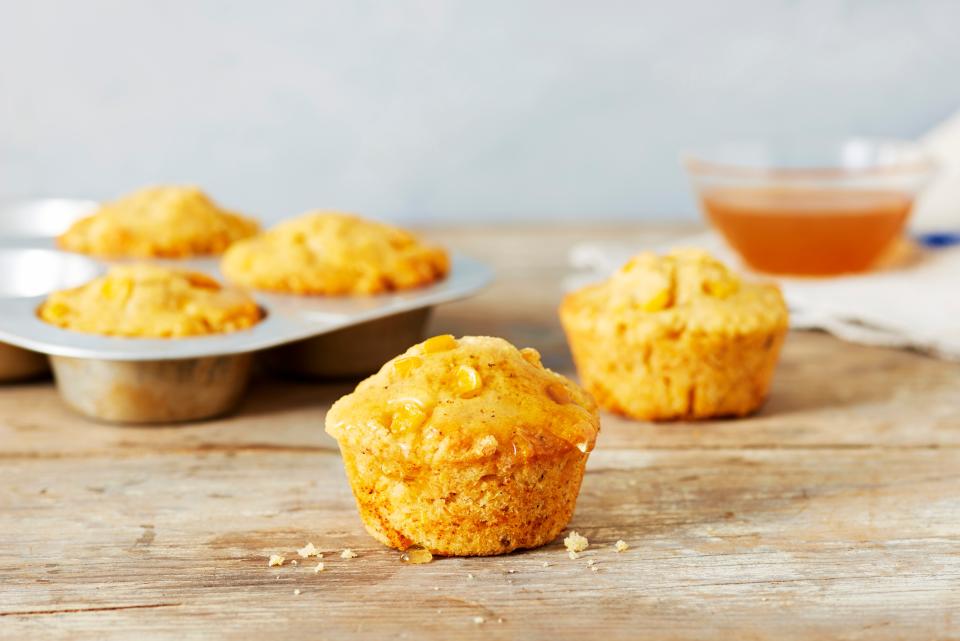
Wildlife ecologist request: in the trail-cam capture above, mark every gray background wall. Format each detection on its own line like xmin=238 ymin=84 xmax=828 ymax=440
xmin=1 ymin=0 xmax=958 ymax=223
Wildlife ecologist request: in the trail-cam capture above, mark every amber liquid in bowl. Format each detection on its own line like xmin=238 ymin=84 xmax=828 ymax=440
xmin=701 ymin=187 xmax=913 ymax=276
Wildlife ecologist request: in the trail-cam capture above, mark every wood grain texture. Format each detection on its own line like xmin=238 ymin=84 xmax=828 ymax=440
xmin=1 ymin=225 xmax=958 ymax=640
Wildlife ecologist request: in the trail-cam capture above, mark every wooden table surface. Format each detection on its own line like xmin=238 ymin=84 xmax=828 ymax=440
xmin=2 ymin=226 xmax=958 ymax=640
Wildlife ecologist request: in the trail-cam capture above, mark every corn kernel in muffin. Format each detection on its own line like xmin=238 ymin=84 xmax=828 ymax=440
xmin=57 ymin=186 xmax=258 ymax=258
xmin=560 ymin=249 xmax=788 ymax=421
xmin=221 ymin=211 xmax=449 ymax=295
xmin=325 ymin=335 xmax=600 ymax=556
xmin=38 ymin=264 xmax=262 ymax=338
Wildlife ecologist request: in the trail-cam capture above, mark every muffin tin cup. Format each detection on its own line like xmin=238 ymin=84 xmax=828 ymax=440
xmin=0 ymin=342 xmax=49 ymax=383
xmin=50 ymin=354 xmax=253 ymax=424
xmin=264 ymin=308 xmax=432 ymax=378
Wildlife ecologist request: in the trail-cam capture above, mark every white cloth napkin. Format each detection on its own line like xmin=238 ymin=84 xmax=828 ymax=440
xmin=914 ymin=109 xmax=960 ymax=231
xmin=568 ymin=232 xmax=960 ymax=361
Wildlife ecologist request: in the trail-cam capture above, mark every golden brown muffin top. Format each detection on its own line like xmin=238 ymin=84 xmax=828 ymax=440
xmin=221 ymin=211 xmax=450 ymax=295
xmin=561 ymin=249 xmax=788 ymax=336
xmin=57 ymin=186 xmax=259 ymax=258
xmin=325 ymin=335 xmax=599 ymax=464
xmin=38 ymin=264 xmax=262 ymax=338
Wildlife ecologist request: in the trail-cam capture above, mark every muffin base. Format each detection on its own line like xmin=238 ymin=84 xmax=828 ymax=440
xmin=567 ymin=327 xmax=786 ymax=421
xmin=338 ymin=448 xmax=588 ymax=556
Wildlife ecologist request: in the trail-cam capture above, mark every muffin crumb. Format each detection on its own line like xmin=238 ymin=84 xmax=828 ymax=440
xmin=268 ymin=554 xmax=285 ymax=567
xmin=615 ymin=540 xmax=629 ymax=553
xmin=293 ymin=589 xmax=301 ymax=595
xmin=298 ymin=542 xmax=320 ymax=558
xmin=564 ymin=531 xmax=589 ymax=555
xmin=473 ymin=617 xmax=485 ymax=625
xmin=340 ymin=548 xmax=358 ymax=559
xmin=313 ymin=562 xmax=325 ymax=573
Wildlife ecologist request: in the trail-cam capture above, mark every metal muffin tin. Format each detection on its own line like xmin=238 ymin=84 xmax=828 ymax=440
xmin=0 ymin=341 xmax=49 ymax=382
xmin=0 ymin=199 xmax=493 ymax=423
xmin=0 ymin=199 xmax=99 ymax=382
xmin=263 ymin=308 xmax=434 ymax=379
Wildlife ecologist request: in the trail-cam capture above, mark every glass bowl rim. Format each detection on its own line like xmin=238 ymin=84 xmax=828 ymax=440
xmin=682 ymin=137 xmax=937 ymax=180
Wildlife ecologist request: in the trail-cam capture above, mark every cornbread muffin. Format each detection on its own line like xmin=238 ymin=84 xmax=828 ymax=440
xmin=560 ymin=249 xmax=788 ymax=421
xmin=221 ymin=211 xmax=449 ymax=295
xmin=39 ymin=264 xmax=261 ymax=337
xmin=325 ymin=335 xmax=600 ymax=556
xmin=58 ymin=186 xmax=259 ymax=258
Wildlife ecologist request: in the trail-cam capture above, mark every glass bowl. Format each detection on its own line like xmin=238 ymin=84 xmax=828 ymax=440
xmin=683 ymin=139 xmax=936 ymax=276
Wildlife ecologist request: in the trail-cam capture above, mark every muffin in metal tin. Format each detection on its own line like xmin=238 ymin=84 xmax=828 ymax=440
xmin=37 ymin=264 xmax=262 ymax=424
xmin=222 ymin=211 xmax=449 ymax=295
xmin=58 ymin=185 xmax=258 ymax=258
xmin=39 ymin=263 xmax=261 ymax=337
